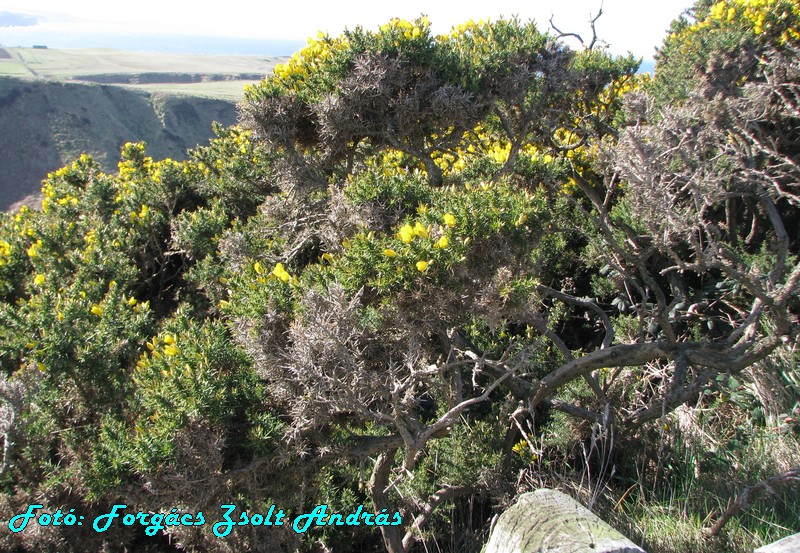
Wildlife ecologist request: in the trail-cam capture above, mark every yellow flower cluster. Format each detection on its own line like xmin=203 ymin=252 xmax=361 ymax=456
xmin=433 ymin=151 xmax=468 ymax=174
xmin=385 ymin=213 xmax=457 ymax=272
xmin=129 ymin=204 xmax=150 ymax=225
xmin=42 ymin=179 xmax=78 ymax=209
xmin=712 ymin=1 xmax=737 ymax=22
xmin=55 ymin=194 xmax=79 ymax=207
xmin=254 ymin=260 xmax=296 ymax=284
xmin=379 ymin=16 xmax=430 ymax=41
xmin=397 ymin=221 xmax=430 ymax=243
xmin=366 ymin=149 xmax=418 ymax=177
xmin=273 ymin=17 xmax=430 ymax=87
xmin=432 ymin=125 xmax=516 ymax=176
xmin=689 ymin=0 xmax=800 ymax=42
xmin=140 ymin=333 xmax=180 ymax=364
xmin=272 ymin=262 xmax=292 ymax=282
xmin=489 ymin=142 xmax=511 ymax=164
xmin=273 ymin=34 xmax=339 ymax=82
xmin=448 ymin=19 xmax=485 ymax=39
xmin=26 ymin=239 xmax=43 ymax=258
xmin=512 ymin=439 xmax=539 ymax=462
xmin=118 ymin=153 xmax=153 ymax=180
xmin=0 ymin=240 xmax=11 ymax=266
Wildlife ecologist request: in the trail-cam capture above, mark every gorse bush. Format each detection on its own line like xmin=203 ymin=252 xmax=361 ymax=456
xmin=1 ymin=5 xmax=799 ymax=552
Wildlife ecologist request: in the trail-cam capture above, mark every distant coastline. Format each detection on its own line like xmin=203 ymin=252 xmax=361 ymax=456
xmin=0 ymin=29 xmax=656 ymax=72
xmin=0 ymin=29 xmax=305 ymax=56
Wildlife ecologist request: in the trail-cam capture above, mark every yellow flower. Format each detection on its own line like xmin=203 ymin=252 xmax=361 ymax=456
xmin=163 ymin=345 xmax=179 ymax=356
xmin=90 ymin=304 xmax=103 ymax=317
xmin=434 ymin=236 xmax=449 ymax=249
xmin=33 ymin=274 xmax=45 ymax=286
xmin=254 ymin=261 xmax=264 ymax=274
xmin=416 ymin=260 xmax=430 ymax=272
xmin=383 ymin=248 xmax=398 ymax=257
xmin=413 ymin=222 xmax=429 ymax=239
xmin=443 ymin=213 xmax=456 ymax=227
xmin=272 ymin=262 xmax=291 ymax=283
xmin=163 ymin=334 xmax=176 ymax=345
xmin=397 ymin=224 xmax=414 ymax=243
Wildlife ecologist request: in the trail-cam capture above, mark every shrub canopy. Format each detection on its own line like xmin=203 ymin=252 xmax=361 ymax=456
xmin=1 ymin=7 xmax=798 ymax=552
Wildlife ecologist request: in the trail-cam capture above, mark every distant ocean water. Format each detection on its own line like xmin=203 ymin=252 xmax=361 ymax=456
xmin=0 ymin=28 xmax=656 ymax=71
xmin=639 ymin=60 xmax=655 ymax=74
xmin=0 ymin=29 xmax=306 ymax=56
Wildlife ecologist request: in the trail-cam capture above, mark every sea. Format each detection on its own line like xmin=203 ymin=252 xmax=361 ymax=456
xmin=0 ymin=29 xmax=655 ymax=72
xmin=0 ymin=29 xmax=306 ymax=56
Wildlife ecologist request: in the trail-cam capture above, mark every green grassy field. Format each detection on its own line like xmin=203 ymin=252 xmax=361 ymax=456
xmin=122 ymin=81 xmax=259 ymax=100
xmin=0 ymin=47 xmax=283 ymax=98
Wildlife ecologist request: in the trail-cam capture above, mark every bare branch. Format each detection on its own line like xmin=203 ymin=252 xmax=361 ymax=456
xmin=402 ymin=485 xmax=475 ymax=551
xmin=404 ymin=369 xmax=514 ymax=471
xmin=370 ymin=449 xmax=405 ymax=553
xmin=531 ymin=336 xmax=786 ymax=409
xmin=549 ymin=5 xmax=606 ymax=51
xmin=537 ymin=284 xmax=615 ymax=349
xmin=704 ymin=466 xmax=800 ymax=536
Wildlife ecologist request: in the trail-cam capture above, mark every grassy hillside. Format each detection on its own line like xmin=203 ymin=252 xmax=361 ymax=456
xmin=0 ymin=48 xmax=285 ymax=211
xmin=0 ymin=76 xmax=238 ymax=211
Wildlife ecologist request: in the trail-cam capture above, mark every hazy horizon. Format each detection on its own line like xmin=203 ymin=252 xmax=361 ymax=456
xmin=1 ymin=0 xmax=693 ymax=60
xmin=0 ymin=29 xmax=305 ymax=57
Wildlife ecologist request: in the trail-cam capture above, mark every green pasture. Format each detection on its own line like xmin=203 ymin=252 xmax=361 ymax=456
xmin=0 ymin=47 xmax=282 ymax=98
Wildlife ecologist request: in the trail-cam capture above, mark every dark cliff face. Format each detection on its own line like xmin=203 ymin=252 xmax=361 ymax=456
xmin=0 ymin=76 xmax=238 ymax=211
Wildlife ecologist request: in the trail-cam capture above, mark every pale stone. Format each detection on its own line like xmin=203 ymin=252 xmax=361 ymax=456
xmin=484 ymin=489 xmax=646 ymax=553
xmin=755 ymin=533 xmax=800 ymax=553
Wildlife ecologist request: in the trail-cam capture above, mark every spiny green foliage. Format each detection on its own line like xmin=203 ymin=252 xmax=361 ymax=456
xmin=652 ymin=0 xmax=800 ymax=103
xmin=240 ymin=16 xmax=636 ymax=185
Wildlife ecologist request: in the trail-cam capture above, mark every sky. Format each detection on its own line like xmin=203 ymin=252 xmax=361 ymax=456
xmin=0 ymin=0 xmax=694 ymax=59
